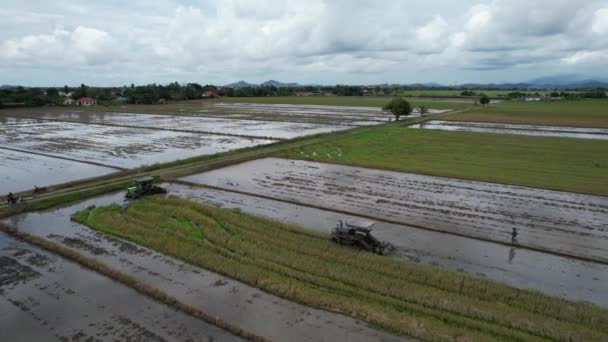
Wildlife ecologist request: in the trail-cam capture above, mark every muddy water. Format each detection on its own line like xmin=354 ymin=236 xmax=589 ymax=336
xmin=29 ymin=111 xmax=354 ymax=139
xmin=209 ymin=103 xmax=449 ymax=123
xmin=412 ymin=120 xmax=608 ymax=140
xmin=2 ymin=193 xmax=405 ymax=342
xmin=170 ymin=183 xmax=608 ymax=307
xmin=0 ymin=232 xmax=242 ymax=342
xmin=0 ymin=149 xmax=118 ymax=195
xmin=0 ymin=117 xmax=275 ymax=168
xmin=182 ymin=158 xmax=608 ymax=264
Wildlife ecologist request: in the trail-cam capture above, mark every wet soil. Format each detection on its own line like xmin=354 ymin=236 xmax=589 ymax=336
xmin=0 ymin=148 xmax=117 ymax=195
xmin=0 ymin=232 xmax=242 ymax=342
xmin=28 ymin=111 xmax=354 ymax=139
xmin=412 ymin=120 xmax=608 ymax=140
xmin=169 ymin=183 xmax=608 ymax=308
xmin=182 ymin=158 xmax=608 ymax=264
xmin=0 ymin=117 xmax=275 ymax=168
xmin=3 ymin=192 xmax=405 ymax=342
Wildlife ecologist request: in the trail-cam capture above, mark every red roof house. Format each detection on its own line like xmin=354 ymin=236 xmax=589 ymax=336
xmin=201 ymin=91 xmax=219 ymax=98
xmin=75 ymin=97 xmax=97 ymax=106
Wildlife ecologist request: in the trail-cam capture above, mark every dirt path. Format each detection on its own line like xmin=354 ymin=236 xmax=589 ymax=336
xmin=181 ymin=157 xmax=608 ymax=264
xmin=0 ymin=232 xmax=242 ymax=342
xmin=2 ymin=193 xmax=408 ymax=342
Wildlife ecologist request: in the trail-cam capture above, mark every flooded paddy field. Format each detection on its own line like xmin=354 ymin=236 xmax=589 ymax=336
xmin=182 ymin=158 xmax=608 ymax=264
xmin=0 ymin=149 xmax=117 ymax=195
xmin=0 ymin=232 xmax=242 ymax=342
xmin=170 ymin=183 xmax=608 ymax=307
xmin=2 ymin=192 xmax=404 ymax=342
xmin=206 ymin=102 xmax=449 ymax=124
xmin=26 ymin=111 xmax=353 ymax=139
xmin=413 ymin=120 xmax=608 ymax=140
xmin=0 ymin=117 xmax=275 ymax=169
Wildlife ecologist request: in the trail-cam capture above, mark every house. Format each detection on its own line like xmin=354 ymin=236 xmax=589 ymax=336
xmin=112 ymin=96 xmax=129 ymax=103
xmin=75 ymin=97 xmax=97 ymax=106
xmin=201 ymin=90 xmax=219 ymax=98
xmin=63 ymin=98 xmax=75 ymax=105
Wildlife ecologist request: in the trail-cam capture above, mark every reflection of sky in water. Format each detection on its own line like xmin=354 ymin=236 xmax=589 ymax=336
xmin=0 ymin=149 xmax=116 ymax=194
xmin=413 ymin=120 xmax=608 ymax=140
xmin=0 ymin=118 xmax=276 ymax=168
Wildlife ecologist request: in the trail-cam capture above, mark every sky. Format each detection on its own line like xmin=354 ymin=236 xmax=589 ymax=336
xmin=0 ymin=0 xmax=607 ymax=86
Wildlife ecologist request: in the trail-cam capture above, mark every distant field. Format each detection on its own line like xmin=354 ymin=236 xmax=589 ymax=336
xmin=73 ymin=195 xmax=608 ymax=341
xmin=281 ymin=125 xmax=608 ymax=195
xmin=447 ymin=100 xmax=608 ymax=127
xmin=210 ymin=96 xmax=473 ymax=109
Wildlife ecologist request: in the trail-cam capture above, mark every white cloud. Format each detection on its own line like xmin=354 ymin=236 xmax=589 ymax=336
xmin=561 ymin=50 xmax=605 ymax=64
xmin=0 ymin=26 xmax=116 ymax=66
xmin=592 ymin=8 xmax=608 ymax=34
xmin=0 ymin=0 xmax=606 ymax=85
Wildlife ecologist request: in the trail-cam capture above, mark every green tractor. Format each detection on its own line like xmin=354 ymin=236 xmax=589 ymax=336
xmin=125 ymin=176 xmax=167 ymax=199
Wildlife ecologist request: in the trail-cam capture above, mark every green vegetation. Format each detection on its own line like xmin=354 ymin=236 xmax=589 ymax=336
xmin=210 ymin=96 xmax=472 ymax=109
xmin=447 ymin=99 xmax=608 ymax=127
xmin=280 ymin=125 xmax=608 ymax=195
xmin=382 ymin=98 xmax=413 ymax=120
xmin=73 ymin=195 xmax=608 ymax=341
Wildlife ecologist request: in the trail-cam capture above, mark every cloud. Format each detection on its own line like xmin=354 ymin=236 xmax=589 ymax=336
xmin=0 ymin=0 xmax=606 ymax=85
xmin=561 ymin=50 xmax=606 ymax=65
xmin=0 ymin=26 xmax=116 ymax=66
xmin=592 ymin=8 xmax=608 ymax=34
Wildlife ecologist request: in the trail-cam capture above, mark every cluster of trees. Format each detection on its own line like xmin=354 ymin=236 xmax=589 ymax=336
xmin=0 ymin=86 xmax=60 ymax=108
xmin=505 ymin=89 xmax=606 ymax=100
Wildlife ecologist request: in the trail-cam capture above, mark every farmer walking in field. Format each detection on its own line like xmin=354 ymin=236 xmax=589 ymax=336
xmin=511 ymin=228 xmax=518 ymax=243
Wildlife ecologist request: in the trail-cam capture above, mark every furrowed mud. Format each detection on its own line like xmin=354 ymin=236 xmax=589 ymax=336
xmin=181 ymin=158 xmax=608 ymax=264
xmin=0 ymin=232 xmax=243 ymax=342
xmin=412 ymin=120 xmax=608 ymax=140
xmin=1 ymin=192 xmax=405 ymax=342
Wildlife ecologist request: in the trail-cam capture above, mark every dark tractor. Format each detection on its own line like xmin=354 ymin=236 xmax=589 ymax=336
xmin=125 ymin=176 xmax=167 ymax=199
xmin=331 ymin=219 xmax=393 ymax=255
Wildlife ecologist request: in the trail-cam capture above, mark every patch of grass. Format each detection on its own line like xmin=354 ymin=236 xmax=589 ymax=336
xmin=209 ymin=96 xmax=472 ymax=109
xmin=73 ymin=195 xmax=608 ymax=341
xmin=279 ymin=125 xmax=608 ymax=195
xmin=447 ymin=100 xmax=608 ymax=127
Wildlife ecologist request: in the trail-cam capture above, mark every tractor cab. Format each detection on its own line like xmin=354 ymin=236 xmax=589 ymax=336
xmin=331 ymin=219 xmax=393 ymax=255
xmin=125 ymin=176 xmax=167 ymax=199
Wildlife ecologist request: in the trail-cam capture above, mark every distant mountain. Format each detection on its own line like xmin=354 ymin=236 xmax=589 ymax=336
xmin=225 ymin=80 xmax=302 ymax=88
xmin=525 ymin=75 xmax=608 ymax=89
xmin=224 ymin=80 xmax=257 ymax=88
xmin=260 ymin=80 xmax=301 ymax=87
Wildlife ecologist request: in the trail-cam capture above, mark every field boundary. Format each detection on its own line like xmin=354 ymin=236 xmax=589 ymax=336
xmin=175 ymin=179 xmax=608 ymax=266
xmin=0 ymin=223 xmax=269 ymax=342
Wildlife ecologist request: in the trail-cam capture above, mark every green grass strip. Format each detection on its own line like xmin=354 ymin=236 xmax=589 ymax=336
xmin=73 ymin=195 xmax=608 ymax=341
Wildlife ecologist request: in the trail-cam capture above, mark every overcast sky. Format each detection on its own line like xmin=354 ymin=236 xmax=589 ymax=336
xmin=1 ymin=0 xmax=607 ymax=86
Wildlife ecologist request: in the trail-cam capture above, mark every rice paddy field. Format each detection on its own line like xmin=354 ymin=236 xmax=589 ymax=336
xmin=3 ymin=96 xmax=608 ymax=341
xmin=208 ymin=96 xmax=473 ymax=109
xmin=280 ymin=124 xmax=608 ymax=196
xmin=71 ymin=195 xmax=608 ymax=342
xmin=446 ymin=99 xmax=608 ymax=127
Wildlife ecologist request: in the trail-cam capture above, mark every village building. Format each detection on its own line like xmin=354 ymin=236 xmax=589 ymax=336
xmin=75 ymin=97 xmax=97 ymax=106
xmin=201 ymin=90 xmax=219 ymax=98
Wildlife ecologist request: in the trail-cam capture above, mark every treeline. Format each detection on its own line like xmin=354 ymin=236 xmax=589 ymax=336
xmin=1 ymin=83 xmax=606 ymax=109
xmin=504 ymin=90 xmax=607 ymax=99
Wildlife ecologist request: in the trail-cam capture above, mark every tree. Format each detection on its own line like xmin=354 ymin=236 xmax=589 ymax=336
xmin=382 ymin=98 xmax=412 ymax=121
xmin=419 ymin=105 xmax=428 ymax=117
xmin=480 ymin=94 xmax=490 ymax=106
